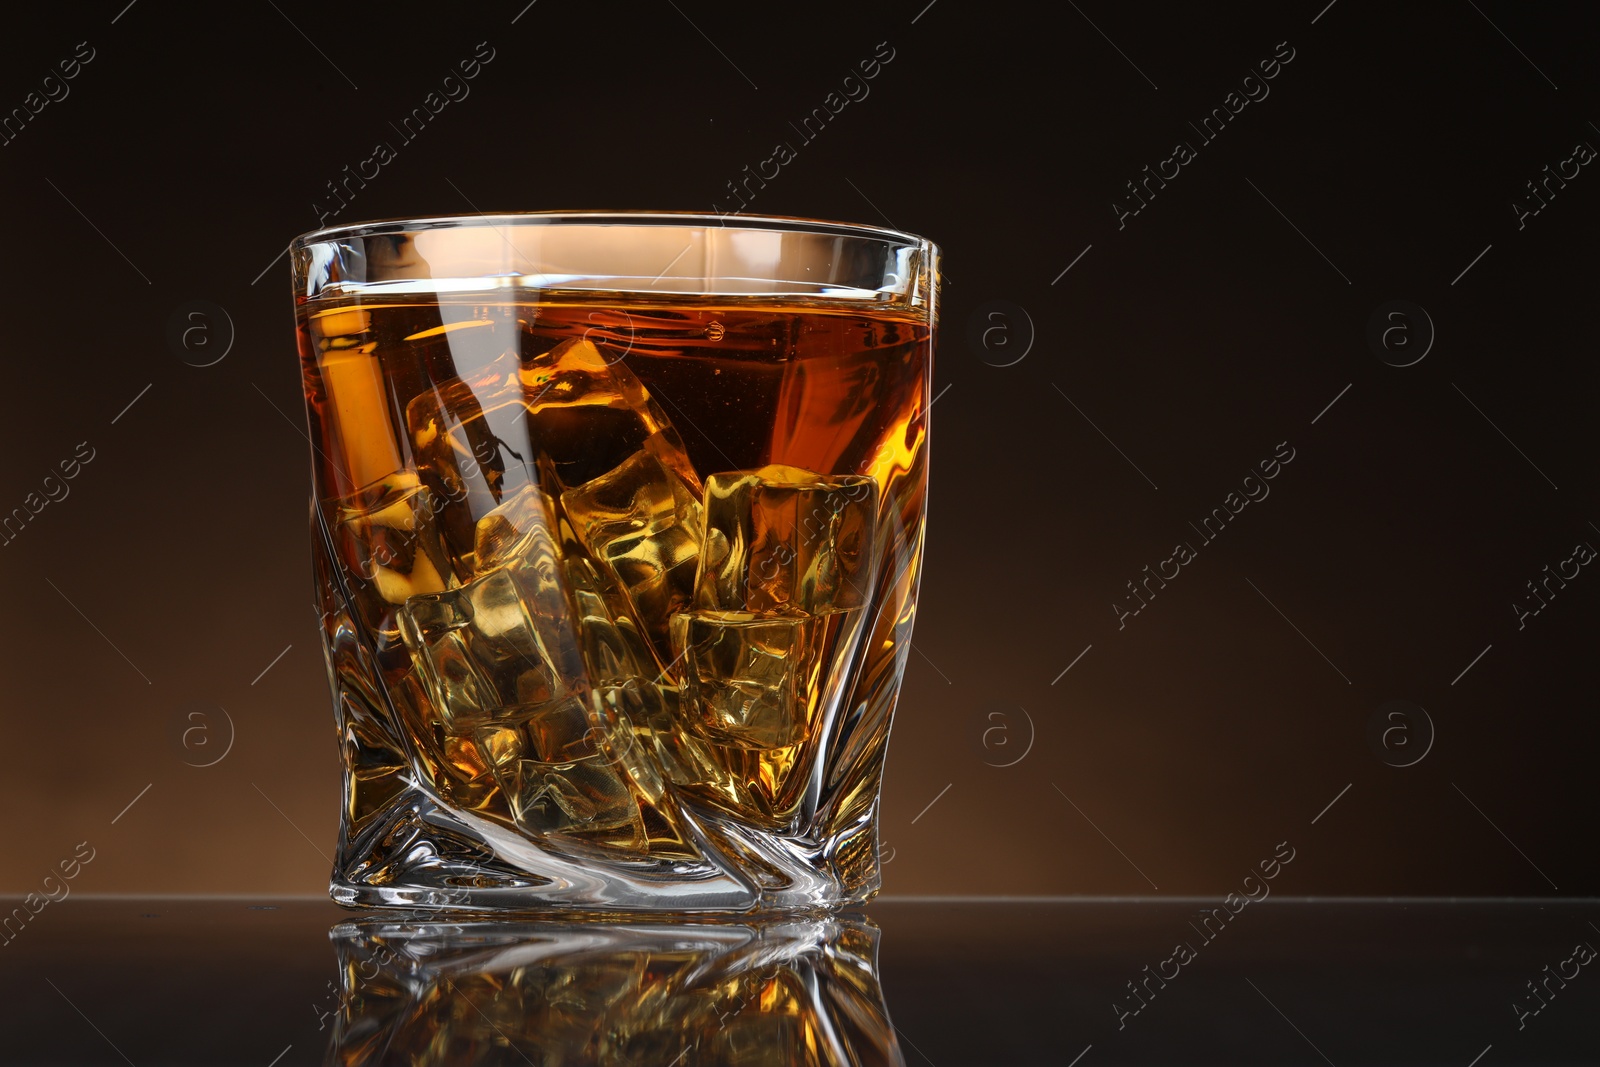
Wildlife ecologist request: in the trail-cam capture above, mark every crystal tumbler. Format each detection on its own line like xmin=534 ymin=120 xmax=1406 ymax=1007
xmin=291 ymin=212 xmax=937 ymax=910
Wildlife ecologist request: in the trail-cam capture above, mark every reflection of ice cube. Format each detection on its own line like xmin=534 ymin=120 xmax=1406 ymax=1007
xmin=562 ymin=447 xmax=703 ymax=668
xmin=314 ymin=332 xmax=407 ymax=492
xmin=669 ymin=610 xmax=837 ymax=749
xmin=333 ymin=470 xmax=452 ymax=606
xmin=397 ymin=563 xmax=566 ymax=732
xmin=695 ymin=464 xmax=877 ymax=614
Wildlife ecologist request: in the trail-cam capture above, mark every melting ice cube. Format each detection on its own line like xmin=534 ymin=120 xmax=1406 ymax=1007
xmin=562 ymin=446 xmax=704 ymax=669
xmin=695 ymin=465 xmax=877 ymax=615
xmin=669 ymin=610 xmax=840 ymax=750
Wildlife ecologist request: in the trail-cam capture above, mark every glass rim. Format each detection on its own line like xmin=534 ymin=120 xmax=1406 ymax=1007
xmin=291 ymin=210 xmax=937 ymax=254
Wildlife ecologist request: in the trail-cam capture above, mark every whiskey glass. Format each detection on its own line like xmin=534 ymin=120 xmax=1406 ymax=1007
xmin=291 ymin=212 xmax=937 ymax=911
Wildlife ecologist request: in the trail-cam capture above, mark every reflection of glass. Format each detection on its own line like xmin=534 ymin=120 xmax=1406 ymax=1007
xmin=291 ymin=213 xmax=938 ymax=911
xmin=325 ymin=916 xmax=904 ymax=1065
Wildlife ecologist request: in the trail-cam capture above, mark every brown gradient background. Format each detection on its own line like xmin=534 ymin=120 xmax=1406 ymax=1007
xmin=1 ymin=1 xmax=1594 ymax=898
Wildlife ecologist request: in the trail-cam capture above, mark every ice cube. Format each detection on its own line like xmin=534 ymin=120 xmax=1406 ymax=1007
xmin=559 ymin=557 xmax=655 ymax=689
xmin=514 ymin=337 xmax=702 ymax=493
xmin=594 ymin=680 xmax=720 ymax=789
xmin=694 ymin=465 xmax=877 ymax=615
xmin=475 ymin=696 xmax=643 ymax=842
xmin=387 ymin=667 xmax=504 ymax=815
xmin=559 ymin=561 xmax=730 ymax=811
xmin=327 ymin=471 xmax=455 ymax=679
xmin=438 ymin=733 xmax=501 ymax=814
xmin=406 ymin=380 xmax=538 ymax=574
xmin=472 ymin=482 xmax=560 ymax=576
xmin=669 ymin=610 xmax=835 ymax=750
xmin=478 ymin=693 xmax=605 ymax=766
xmin=585 ymin=682 xmax=715 ymax=856
xmin=404 ymin=337 xmax=703 ymax=573
xmin=476 ymin=508 xmax=589 ymax=691
xmin=562 ymin=447 xmax=704 ymax=668
xmin=397 ymin=562 xmax=567 ymax=732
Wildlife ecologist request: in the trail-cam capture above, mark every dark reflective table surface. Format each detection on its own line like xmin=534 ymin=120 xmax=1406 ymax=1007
xmin=4 ymin=898 xmax=1596 ymax=1064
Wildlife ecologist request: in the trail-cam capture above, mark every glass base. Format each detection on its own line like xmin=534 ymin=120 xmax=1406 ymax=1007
xmin=328 ymin=790 xmax=881 ymax=913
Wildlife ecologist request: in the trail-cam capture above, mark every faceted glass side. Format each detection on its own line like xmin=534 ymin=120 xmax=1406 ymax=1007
xmin=298 ymin=234 xmax=932 ymax=912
